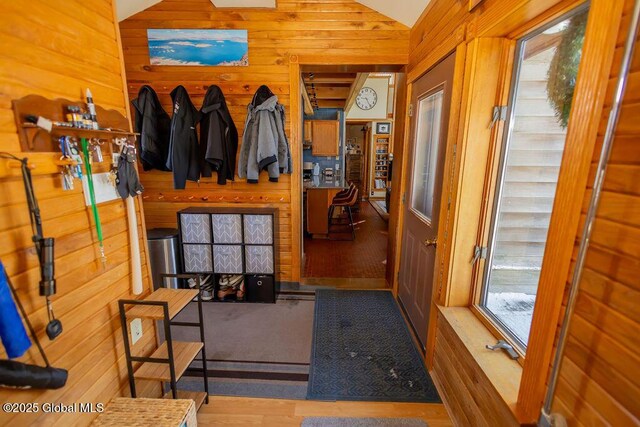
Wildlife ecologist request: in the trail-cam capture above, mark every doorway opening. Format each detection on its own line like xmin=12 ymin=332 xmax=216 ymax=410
xmin=286 ymin=60 xmax=449 ymax=407
xmin=298 ymin=67 xmax=402 ymax=287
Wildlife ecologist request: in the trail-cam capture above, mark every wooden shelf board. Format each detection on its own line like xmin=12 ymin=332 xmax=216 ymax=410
xmin=22 ymin=123 xmax=137 ymax=137
xmin=126 ymin=288 xmax=198 ymax=320
xmin=134 ymin=341 xmax=203 ymax=382
xmin=163 ymin=390 xmax=207 ymax=410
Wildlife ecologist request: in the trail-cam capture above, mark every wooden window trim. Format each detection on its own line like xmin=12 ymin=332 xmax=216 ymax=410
xmin=467 ymin=37 xmax=518 ymax=359
xmin=469 ymin=3 xmax=593 ymax=365
xmin=515 ymin=0 xmax=625 ymax=422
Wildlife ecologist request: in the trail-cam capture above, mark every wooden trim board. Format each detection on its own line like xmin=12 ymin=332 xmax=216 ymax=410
xmin=517 ymin=0 xmax=626 ymax=421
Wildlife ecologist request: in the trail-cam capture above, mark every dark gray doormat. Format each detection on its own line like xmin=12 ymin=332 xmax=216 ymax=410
xmin=302 ymin=417 xmax=427 ymax=426
xmin=307 ymin=290 xmax=441 ymax=402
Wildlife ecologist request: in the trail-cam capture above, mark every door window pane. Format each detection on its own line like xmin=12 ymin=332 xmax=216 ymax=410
xmin=411 ymin=90 xmax=444 ymax=222
xmin=480 ymin=7 xmax=588 ymax=349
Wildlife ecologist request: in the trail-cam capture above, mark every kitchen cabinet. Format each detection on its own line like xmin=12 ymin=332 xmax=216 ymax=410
xmin=304 ymin=120 xmax=313 ymax=143
xmin=311 ymin=120 xmax=340 ymax=156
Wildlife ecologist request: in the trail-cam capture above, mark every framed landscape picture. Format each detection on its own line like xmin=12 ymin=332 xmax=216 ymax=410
xmin=147 ymin=29 xmax=249 ymax=66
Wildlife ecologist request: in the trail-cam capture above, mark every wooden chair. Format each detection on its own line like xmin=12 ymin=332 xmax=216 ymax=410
xmin=328 ymin=184 xmax=359 ymax=240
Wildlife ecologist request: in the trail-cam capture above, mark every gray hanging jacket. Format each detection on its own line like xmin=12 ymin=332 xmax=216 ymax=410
xmin=238 ymin=93 xmax=292 ymax=183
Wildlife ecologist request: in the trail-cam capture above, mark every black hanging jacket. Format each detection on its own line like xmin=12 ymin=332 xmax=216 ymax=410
xmin=131 ymin=85 xmax=171 ymax=171
xmin=167 ymin=85 xmax=201 ymax=189
xmin=199 ymin=85 xmax=238 ymax=185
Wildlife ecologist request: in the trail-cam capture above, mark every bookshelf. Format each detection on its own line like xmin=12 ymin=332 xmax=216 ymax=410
xmin=373 ymin=134 xmax=390 ymax=196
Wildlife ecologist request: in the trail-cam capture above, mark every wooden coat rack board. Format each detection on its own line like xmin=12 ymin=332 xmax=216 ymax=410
xmin=12 ymin=94 xmax=136 ymax=152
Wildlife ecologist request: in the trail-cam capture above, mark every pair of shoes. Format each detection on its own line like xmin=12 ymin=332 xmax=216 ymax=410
xmin=218 ymin=275 xmax=235 ymax=301
xmin=188 ymin=275 xmax=214 ymax=301
xmin=217 ymin=274 xmax=244 ymax=301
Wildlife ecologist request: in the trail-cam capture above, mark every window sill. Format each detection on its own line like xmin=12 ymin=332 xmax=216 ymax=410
xmin=437 ymin=305 xmax=523 ymax=415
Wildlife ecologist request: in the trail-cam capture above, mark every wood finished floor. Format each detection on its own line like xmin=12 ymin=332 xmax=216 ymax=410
xmin=303 ymin=201 xmax=388 ymax=279
xmin=197 ymin=396 xmax=453 ymax=426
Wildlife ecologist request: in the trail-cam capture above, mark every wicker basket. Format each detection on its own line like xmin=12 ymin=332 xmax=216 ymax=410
xmin=92 ymin=397 xmax=197 ymax=427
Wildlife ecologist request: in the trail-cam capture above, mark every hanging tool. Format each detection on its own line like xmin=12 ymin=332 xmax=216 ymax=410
xmin=0 ymin=152 xmax=62 ymax=340
xmin=80 ymin=138 xmax=107 ymax=265
xmin=114 ymin=138 xmax=144 ymax=295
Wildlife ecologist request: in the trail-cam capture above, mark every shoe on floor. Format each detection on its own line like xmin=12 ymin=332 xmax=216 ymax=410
xmin=217 ymin=287 xmax=237 ymax=301
xmin=201 ymin=274 xmax=213 ymax=290
xmin=236 ymin=281 xmax=245 ymax=301
xmin=188 ymin=274 xmax=212 ymax=289
xmin=187 ymin=276 xmax=198 ymax=288
xmin=201 ymin=289 xmax=214 ymax=301
xmin=227 ymin=274 xmax=244 ymax=288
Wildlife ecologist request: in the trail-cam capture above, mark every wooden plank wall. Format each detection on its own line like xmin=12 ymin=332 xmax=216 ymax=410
xmin=552 ymin=0 xmax=640 ymax=424
xmin=432 ymin=308 xmax=519 ymax=427
xmin=119 ymin=0 xmax=410 ymax=282
xmin=0 ymin=1 xmax=158 ymax=425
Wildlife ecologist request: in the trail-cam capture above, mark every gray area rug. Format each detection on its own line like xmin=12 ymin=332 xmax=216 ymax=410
xmin=170 ymin=299 xmax=314 ymax=363
xmin=302 ymin=418 xmax=427 ymax=426
xmin=165 ymin=299 xmax=314 ymax=399
xmin=307 ymin=290 xmax=441 ymax=402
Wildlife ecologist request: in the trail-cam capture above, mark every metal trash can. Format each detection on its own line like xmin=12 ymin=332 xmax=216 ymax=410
xmin=147 ymin=228 xmax=180 ymax=289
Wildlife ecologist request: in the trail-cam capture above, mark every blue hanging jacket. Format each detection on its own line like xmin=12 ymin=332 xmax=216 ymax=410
xmin=0 ymin=261 xmax=31 ymax=359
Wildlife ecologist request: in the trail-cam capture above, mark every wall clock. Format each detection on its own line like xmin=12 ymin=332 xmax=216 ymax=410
xmin=356 ymin=87 xmax=378 ymax=110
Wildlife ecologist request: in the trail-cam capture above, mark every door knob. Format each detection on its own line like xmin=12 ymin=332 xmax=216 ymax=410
xmin=423 ymin=238 xmax=437 ymax=247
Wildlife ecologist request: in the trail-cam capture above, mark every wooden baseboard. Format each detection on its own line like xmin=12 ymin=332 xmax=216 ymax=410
xmin=301 ymin=277 xmax=389 ymax=289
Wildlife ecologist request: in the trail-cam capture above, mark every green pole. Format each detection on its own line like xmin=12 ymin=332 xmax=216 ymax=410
xmin=81 ymin=138 xmax=106 ymax=265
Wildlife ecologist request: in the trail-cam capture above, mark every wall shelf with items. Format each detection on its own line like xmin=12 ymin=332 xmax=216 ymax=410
xmin=12 ymin=94 xmax=136 ymax=152
xmin=373 ymin=134 xmax=390 ymax=194
xmin=177 ymin=207 xmax=279 ymax=303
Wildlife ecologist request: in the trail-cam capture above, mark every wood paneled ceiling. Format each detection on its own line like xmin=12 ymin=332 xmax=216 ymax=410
xmin=303 ymin=73 xmax=357 ymax=109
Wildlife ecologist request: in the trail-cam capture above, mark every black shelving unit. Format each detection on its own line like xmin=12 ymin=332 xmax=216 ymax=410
xmin=177 ymin=207 xmax=279 ymax=303
xmin=118 ymin=274 xmax=209 ymax=410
